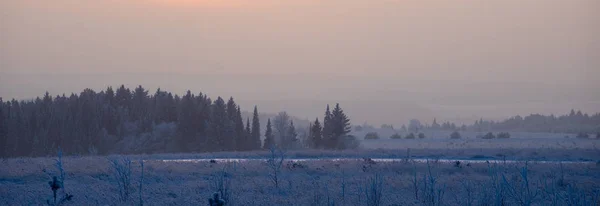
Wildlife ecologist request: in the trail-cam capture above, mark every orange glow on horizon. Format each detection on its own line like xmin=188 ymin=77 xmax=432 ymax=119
xmin=149 ymin=0 xmax=252 ymax=8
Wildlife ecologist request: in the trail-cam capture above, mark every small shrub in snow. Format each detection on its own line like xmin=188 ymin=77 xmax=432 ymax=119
xmin=208 ymin=193 xmax=225 ymax=206
xmin=418 ymin=133 xmax=425 ymax=139
xmin=596 ymin=132 xmax=600 ymax=139
xmin=340 ymin=135 xmax=360 ymax=149
xmin=45 ymin=149 xmax=73 ymax=206
xmin=364 ymin=174 xmax=383 ymax=206
xmin=47 ymin=176 xmax=73 ymax=206
xmin=405 ymin=133 xmax=416 ymax=139
xmin=364 ymin=132 xmax=380 ymax=140
xmin=390 ymin=133 xmax=403 ymax=139
xmin=482 ymin=132 xmax=495 ymax=139
xmin=497 ymin=132 xmax=511 ymax=139
xmin=267 ymin=146 xmax=285 ymax=189
xmin=454 ymin=161 xmax=462 ymax=168
xmin=576 ymin=132 xmax=589 ymax=139
xmin=109 ymin=156 xmax=133 ymax=202
xmin=450 ymin=131 xmax=461 ymax=139
xmin=212 ymin=168 xmax=231 ymax=204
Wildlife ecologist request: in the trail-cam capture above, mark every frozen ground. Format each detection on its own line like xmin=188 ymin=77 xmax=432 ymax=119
xmin=1 ymin=134 xmax=599 ymax=205
xmin=1 ymin=148 xmax=599 ymax=206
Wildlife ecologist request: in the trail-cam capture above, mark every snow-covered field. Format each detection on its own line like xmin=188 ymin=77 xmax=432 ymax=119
xmin=1 ymin=147 xmax=599 ymax=206
xmin=1 ymin=133 xmax=599 ymax=205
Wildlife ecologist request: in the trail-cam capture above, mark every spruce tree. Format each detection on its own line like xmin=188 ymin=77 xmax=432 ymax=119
xmin=176 ymin=91 xmax=197 ymax=152
xmin=263 ymin=118 xmax=275 ymax=150
xmin=227 ymin=98 xmax=243 ymax=151
xmin=209 ymin=97 xmax=230 ymax=152
xmin=322 ymin=105 xmax=333 ymax=149
xmin=245 ymin=117 xmax=251 ymax=151
xmin=309 ymin=118 xmax=322 ymax=149
xmin=251 ymin=106 xmax=261 ymax=150
xmin=234 ymin=106 xmax=244 ymax=151
xmin=330 ymin=103 xmax=351 ymax=149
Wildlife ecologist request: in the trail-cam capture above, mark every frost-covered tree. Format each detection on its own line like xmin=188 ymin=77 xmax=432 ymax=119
xmin=330 ymin=103 xmax=351 ymax=149
xmin=309 ymin=118 xmax=323 ymax=149
xmin=273 ymin=111 xmax=290 ymax=148
xmin=322 ymin=105 xmax=333 ymax=148
xmin=263 ymin=119 xmax=275 ymax=150
xmin=251 ymin=106 xmax=261 ymax=150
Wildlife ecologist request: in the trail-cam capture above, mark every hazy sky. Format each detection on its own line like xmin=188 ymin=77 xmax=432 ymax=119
xmin=1 ymin=0 xmax=599 ymax=126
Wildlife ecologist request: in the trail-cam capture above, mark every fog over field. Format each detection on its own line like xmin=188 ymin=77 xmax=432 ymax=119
xmin=1 ymin=0 xmax=599 ymax=206
xmin=2 ymin=0 xmax=599 ymax=125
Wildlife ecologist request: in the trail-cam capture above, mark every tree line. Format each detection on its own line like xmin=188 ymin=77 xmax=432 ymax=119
xmin=0 ymin=86 xmax=267 ymax=157
xmin=369 ymin=110 xmax=600 ymax=134
xmin=0 ymin=85 xmax=356 ymax=157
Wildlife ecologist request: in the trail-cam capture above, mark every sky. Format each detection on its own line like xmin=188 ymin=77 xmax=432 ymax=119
xmin=1 ymin=0 xmax=599 ymax=126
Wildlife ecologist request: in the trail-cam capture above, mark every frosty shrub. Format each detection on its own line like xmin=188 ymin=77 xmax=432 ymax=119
xmin=208 ymin=193 xmax=225 ymax=206
xmin=47 ymin=176 xmax=73 ymax=206
xmin=45 ymin=149 xmax=73 ymax=206
xmin=576 ymin=132 xmax=589 ymax=139
xmin=482 ymin=132 xmax=495 ymax=139
xmin=340 ymin=135 xmax=360 ymax=149
xmin=212 ymin=168 xmax=231 ymax=204
xmin=450 ymin=131 xmax=461 ymax=139
xmin=109 ymin=156 xmax=133 ymax=202
xmin=267 ymin=146 xmax=285 ymax=189
xmin=497 ymin=132 xmax=511 ymax=139
xmin=364 ymin=132 xmax=379 ymax=140
xmin=418 ymin=133 xmax=425 ymax=139
xmin=390 ymin=133 xmax=403 ymax=139
xmin=420 ymin=161 xmax=445 ymax=206
xmin=502 ymin=164 xmax=539 ymax=206
xmin=405 ymin=133 xmax=416 ymax=139
xmin=364 ymin=174 xmax=383 ymax=206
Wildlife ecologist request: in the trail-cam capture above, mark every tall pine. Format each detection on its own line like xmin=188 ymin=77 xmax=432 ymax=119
xmin=322 ymin=105 xmax=333 ymax=149
xmin=330 ymin=103 xmax=351 ymax=149
xmin=242 ymin=117 xmax=250 ymax=151
xmin=263 ymin=118 xmax=275 ymax=150
xmin=251 ymin=106 xmax=261 ymax=150
xmin=209 ymin=97 xmax=231 ymax=152
xmin=309 ymin=118 xmax=322 ymax=149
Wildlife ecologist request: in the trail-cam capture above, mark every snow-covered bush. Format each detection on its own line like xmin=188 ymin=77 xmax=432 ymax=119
xmin=364 ymin=174 xmax=383 ymax=206
xmin=450 ymin=131 xmax=461 ymax=139
xmin=364 ymin=132 xmax=380 ymax=140
xmin=576 ymin=132 xmax=589 ymax=139
xmin=497 ymin=132 xmax=511 ymax=139
xmin=109 ymin=156 xmax=133 ymax=202
xmin=390 ymin=133 xmax=403 ymax=139
xmin=481 ymin=132 xmax=495 ymax=139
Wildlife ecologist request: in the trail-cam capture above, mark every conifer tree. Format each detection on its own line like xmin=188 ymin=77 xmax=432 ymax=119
xmin=309 ymin=118 xmax=322 ymax=149
xmin=227 ymin=98 xmax=243 ymax=151
xmin=244 ymin=117 xmax=251 ymax=151
xmin=322 ymin=105 xmax=333 ymax=149
xmin=263 ymin=118 xmax=275 ymax=150
xmin=234 ymin=106 xmax=244 ymax=151
xmin=330 ymin=103 xmax=351 ymax=149
xmin=209 ymin=97 xmax=230 ymax=151
xmin=251 ymin=106 xmax=261 ymax=150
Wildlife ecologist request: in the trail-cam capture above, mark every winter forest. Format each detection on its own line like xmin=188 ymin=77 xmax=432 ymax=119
xmin=0 ymin=85 xmax=355 ymax=158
